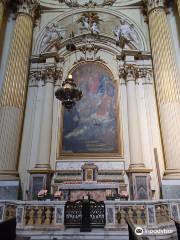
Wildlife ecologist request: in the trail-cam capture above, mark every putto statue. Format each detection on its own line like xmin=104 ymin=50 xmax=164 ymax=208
xmin=113 ymin=19 xmax=138 ymax=47
xmin=78 ymin=12 xmax=102 ymax=35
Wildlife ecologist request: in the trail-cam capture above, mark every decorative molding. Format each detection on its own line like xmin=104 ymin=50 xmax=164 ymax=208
xmin=29 ymin=65 xmax=63 ymax=86
xmin=58 ymin=0 xmax=116 ymax=8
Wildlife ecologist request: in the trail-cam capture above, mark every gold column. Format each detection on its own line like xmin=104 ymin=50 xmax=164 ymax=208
xmin=147 ymin=0 xmax=180 ymax=178
xmin=177 ymin=0 xmax=180 ymax=18
xmin=0 ymin=1 xmax=38 ymax=179
xmin=0 ymin=0 xmax=6 ymax=29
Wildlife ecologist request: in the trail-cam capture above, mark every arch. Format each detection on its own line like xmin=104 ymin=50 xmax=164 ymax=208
xmin=34 ymin=8 xmax=148 ymax=54
xmin=59 ymin=61 xmax=122 ymax=158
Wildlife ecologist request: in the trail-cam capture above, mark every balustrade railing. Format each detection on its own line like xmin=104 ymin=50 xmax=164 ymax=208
xmin=0 ymin=199 xmax=179 ymax=231
xmin=105 ymin=200 xmax=180 ymax=229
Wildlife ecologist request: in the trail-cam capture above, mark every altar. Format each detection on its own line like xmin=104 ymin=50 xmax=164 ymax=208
xmin=53 ymin=161 xmax=127 ymax=201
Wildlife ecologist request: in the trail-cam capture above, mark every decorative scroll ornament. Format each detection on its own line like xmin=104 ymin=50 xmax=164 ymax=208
xmin=77 ymin=12 xmax=102 ymax=34
xmin=113 ymin=19 xmax=139 ymax=48
xmin=58 ymin=0 xmax=116 ymax=8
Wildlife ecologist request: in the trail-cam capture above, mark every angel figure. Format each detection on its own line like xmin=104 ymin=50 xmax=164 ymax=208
xmin=82 ymin=16 xmax=89 ymax=30
xmin=77 ymin=12 xmax=103 ymax=33
xmin=41 ymin=23 xmax=64 ymax=51
xmin=91 ymin=22 xmax=100 ymax=34
xmin=113 ymin=19 xmax=138 ymax=47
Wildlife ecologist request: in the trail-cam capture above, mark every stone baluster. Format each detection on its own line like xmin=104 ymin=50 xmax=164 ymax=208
xmin=146 ymin=0 xmax=180 ymax=182
xmin=0 ymin=1 xmax=39 ymax=182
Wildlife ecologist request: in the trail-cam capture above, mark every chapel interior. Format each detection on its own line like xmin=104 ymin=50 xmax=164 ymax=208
xmin=0 ymin=0 xmax=180 ymax=239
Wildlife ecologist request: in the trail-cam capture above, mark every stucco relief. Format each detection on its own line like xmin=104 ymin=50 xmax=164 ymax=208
xmin=113 ymin=18 xmax=139 ymax=48
xmin=40 ymin=23 xmax=65 ymax=52
xmin=39 ymin=0 xmax=141 ymax=8
xmin=38 ymin=11 xmax=143 ymax=53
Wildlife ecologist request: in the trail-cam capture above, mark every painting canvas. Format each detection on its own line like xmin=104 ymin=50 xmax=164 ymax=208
xmin=61 ymin=62 xmax=119 ymax=155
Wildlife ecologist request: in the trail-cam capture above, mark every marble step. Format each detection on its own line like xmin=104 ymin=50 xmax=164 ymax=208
xmin=18 ymin=228 xmax=178 ymax=240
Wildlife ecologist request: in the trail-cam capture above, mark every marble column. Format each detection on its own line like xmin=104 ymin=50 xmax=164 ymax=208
xmin=0 ymin=0 xmax=6 ymax=29
xmin=147 ymin=0 xmax=180 ymax=179
xmin=35 ymin=67 xmax=55 ymax=170
xmin=0 ymin=1 xmax=39 ymax=180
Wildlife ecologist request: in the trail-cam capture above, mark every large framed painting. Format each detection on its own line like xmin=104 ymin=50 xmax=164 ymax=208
xmin=59 ymin=62 xmax=122 ymax=157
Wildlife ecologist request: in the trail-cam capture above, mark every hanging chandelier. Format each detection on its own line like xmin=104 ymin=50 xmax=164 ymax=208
xmin=55 ymin=74 xmax=83 ymax=110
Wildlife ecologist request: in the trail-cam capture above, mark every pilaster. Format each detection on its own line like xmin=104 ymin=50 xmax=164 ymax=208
xmin=119 ymin=61 xmax=152 ymax=200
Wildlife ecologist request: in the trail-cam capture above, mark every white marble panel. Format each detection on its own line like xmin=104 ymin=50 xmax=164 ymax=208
xmin=56 ymin=161 xmax=124 ymax=170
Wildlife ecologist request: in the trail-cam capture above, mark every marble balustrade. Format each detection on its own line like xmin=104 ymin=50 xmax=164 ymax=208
xmin=0 ymin=200 xmax=179 ymax=232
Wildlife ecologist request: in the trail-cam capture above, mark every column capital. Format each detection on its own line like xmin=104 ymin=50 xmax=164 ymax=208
xmin=119 ymin=64 xmax=139 ymax=82
xmin=29 ymin=65 xmax=63 ymax=85
xmin=1 ymin=0 xmax=8 ymax=6
xmin=13 ymin=0 xmax=40 ymax=20
xmin=143 ymin=0 xmax=166 ymax=14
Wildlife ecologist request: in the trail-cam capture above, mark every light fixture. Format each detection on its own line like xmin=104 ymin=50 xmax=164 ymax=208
xmin=55 ymin=74 xmax=83 ymax=110
xmin=66 ymin=31 xmax=76 ymax=52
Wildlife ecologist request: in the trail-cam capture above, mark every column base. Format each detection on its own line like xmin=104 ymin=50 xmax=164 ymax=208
xmin=127 ymin=164 xmax=152 ymax=173
xmin=163 ymin=169 xmax=180 ymax=179
xmin=0 ymin=170 xmax=19 ymax=180
xmin=34 ymin=163 xmax=51 ymax=170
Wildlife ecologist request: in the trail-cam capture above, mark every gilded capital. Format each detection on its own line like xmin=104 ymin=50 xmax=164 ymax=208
xmin=144 ymin=0 xmax=165 ymax=13
xmin=119 ymin=65 xmax=138 ymax=82
xmin=13 ymin=0 xmax=40 ymax=20
xmin=29 ymin=66 xmax=63 ymax=85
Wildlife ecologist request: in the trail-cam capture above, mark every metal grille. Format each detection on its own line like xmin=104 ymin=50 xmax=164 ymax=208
xmin=64 ymin=199 xmax=105 ymax=228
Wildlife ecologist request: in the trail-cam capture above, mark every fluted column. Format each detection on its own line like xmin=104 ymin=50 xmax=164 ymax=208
xmin=120 ymin=63 xmax=151 ymax=200
xmin=0 ymin=1 xmax=39 ymax=179
xmin=147 ymin=0 xmax=180 ymax=178
xmin=0 ymin=0 xmax=6 ymax=29
xmin=35 ymin=67 xmax=56 ymax=170
xmin=124 ymin=65 xmax=144 ymax=169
